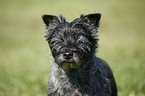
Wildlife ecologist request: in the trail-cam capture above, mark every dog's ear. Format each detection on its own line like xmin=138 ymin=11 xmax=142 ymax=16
xmin=42 ymin=15 xmax=60 ymax=27
xmin=81 ymin=13 xmax=101 ymax=28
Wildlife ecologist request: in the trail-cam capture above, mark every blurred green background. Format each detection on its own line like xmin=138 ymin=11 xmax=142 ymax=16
xmin=0 ymin=0 xmax=145 ymax=96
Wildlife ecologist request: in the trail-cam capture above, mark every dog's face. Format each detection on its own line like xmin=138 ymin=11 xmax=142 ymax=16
xmin=42 ymin=13 xmax=101 ymax=69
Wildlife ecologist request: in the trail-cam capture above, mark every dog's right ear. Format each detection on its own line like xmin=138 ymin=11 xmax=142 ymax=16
xmin=81 ymin=13 xmax=101 ymax=28
xmin=42 ymin=15 xmax=60 ymax=27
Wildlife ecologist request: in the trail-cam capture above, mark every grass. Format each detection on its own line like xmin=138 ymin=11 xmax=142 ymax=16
xmin=0 ymin=0 xmax=145 ymax=95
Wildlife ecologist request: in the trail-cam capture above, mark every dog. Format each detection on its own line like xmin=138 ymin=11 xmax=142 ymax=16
xmin=42 ymin=13 xmax=117 ymax=96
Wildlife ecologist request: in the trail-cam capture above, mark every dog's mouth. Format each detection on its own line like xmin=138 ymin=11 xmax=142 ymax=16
xmin=62 ymin=61 xmax=74 ymax=64
xmin=56 ymin=53 xmax=82 ymax=69
xmin=59 ymin=61 xmax=80 ymax=69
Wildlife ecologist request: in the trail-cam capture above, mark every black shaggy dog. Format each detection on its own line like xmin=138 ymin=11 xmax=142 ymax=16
xmin=42 ymin=13 xmax=117 ymax=96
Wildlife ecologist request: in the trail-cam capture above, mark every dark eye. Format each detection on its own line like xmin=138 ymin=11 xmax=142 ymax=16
xmin=76 ymin=36 xmax=91 ymax=45
xmin=76 ymin=36 xmax=86 ymax=42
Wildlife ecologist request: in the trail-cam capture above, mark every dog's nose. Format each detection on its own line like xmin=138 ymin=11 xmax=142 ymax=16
xmin=63 ymin=52 xmax=73 ymax=59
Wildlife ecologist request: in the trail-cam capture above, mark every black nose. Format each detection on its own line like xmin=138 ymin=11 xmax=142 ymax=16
xmin=63 ymin=52 xmax=73 ymax=59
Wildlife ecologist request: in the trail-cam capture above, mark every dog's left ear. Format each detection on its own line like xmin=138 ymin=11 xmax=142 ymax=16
xmin=42 ymin=15 xmax=59 ymax=27
xmin=42 ymin=15 xmax=60 ymax=39
xmin=81 ymin=13 xmax=101 ymax=28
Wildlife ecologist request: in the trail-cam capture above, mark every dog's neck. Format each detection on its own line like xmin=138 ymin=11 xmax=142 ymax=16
xmin=51 ymin=55 xmax=97 ymax=86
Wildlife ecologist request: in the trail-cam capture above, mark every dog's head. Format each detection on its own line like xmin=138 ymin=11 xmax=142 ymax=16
xmin=42 ymin=13 xmax=101 ymax=69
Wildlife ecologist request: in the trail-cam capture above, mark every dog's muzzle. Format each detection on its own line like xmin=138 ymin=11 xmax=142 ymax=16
xmin=56 ymin=52 xmax=81 ymax=69
xmin=63 ymin=52 xmax=73 ymax=60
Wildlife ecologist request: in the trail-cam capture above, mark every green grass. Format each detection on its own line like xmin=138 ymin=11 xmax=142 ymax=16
xmin=0 ymin=0 xmax=145 ymax=95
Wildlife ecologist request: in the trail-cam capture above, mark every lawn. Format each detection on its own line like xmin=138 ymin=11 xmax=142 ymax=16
xmin=0 ymin=0 xmax=145 ymax=96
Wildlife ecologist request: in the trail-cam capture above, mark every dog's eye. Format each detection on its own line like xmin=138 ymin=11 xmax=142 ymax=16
xmin=77 ymin=36 xmax=90 ymax=44
xmin=77 ymin=36 xmax=86 ymax=41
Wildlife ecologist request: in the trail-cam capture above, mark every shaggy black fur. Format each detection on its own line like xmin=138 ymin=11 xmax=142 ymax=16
xmin=42 ymin=13 xmax=117 ymax=96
